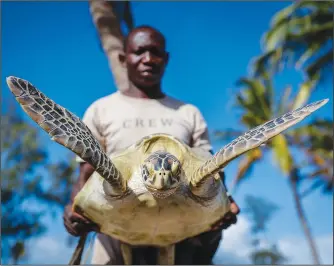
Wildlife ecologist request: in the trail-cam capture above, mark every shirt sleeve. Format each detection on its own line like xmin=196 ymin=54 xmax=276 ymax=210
xmin=191 ymin=106 xmax=213 ymax=152
xmin=75 ymin=101 xmax=104 ymax=164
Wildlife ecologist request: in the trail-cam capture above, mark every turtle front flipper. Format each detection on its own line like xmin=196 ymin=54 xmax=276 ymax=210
xmin=6 ymin=76 xmax=127 ymax=195
xmin=190 ymin=98 xmax=329 ymax=188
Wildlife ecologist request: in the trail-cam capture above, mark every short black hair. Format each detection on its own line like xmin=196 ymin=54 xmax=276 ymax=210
xmin=123 ymin=25 xmax=166 ymax=51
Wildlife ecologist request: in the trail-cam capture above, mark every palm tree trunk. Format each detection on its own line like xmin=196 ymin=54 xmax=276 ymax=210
xmin=88 ymin=0 xmax=133 ymax=93
xmin=289 ymin=171 xmax=321 ymax=264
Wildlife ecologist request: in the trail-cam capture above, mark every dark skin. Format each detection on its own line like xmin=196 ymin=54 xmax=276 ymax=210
xmin=63 ymin=26 xmax=239 ymax=240
xmin=121 ymin=27 xmax=168 ymax=99
xmin=63 ymin=163 xmax=97 ymax=236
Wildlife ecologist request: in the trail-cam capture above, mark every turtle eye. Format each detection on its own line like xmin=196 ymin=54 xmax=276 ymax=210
xmin=142 ymin=165 xmax=149 ymax=181
xmin=163 ymin=158 xmax=172 ymax=171
xmin=153 ymin=158 xmax=163 ymax=171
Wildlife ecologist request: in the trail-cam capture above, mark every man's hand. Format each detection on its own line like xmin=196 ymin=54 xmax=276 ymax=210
xmin=63 ymin=204 xmax=100 ymax=237
xmin=64 ymin=162 xmax=98 ymax=236
xmin=211 ymin=196 xmax=240 ymax=231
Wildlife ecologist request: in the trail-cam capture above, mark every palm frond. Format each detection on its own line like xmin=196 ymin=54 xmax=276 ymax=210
xmin=253 ymin=0 xmax=333 ymax=86
xmin=230 ymin=148 xmax=263 ymax=192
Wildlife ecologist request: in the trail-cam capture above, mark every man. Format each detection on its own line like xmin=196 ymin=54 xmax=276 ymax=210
xmin=63 ymin=25 xmax=240 ymax=264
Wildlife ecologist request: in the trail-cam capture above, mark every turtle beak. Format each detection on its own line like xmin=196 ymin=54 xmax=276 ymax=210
xmin=143 ymin=171 xmax=180 ymax=198
xmin=144 ymin=170 xmax=180 ymax=190
xmin=146 ymin=186 xmax=178 ymax=199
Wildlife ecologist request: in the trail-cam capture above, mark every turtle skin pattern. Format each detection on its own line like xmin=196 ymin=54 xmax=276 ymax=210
xmin=5 ymin=75 xmax=329 ymax=259
xmin=191 ymin=98 xmax=329 ymax=185
xmin=6 ymin=76 xmax=125 ymax=191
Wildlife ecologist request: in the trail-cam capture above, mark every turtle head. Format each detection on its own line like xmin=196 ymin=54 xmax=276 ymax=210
xmin=141 ymin=151 xmax=181 ymax=198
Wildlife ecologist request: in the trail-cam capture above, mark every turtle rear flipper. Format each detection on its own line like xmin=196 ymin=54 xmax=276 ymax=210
xmin=6 ymin=76 xmax=126 ymax=195
xmin=191 ymin=98 xmax=329 ymax=188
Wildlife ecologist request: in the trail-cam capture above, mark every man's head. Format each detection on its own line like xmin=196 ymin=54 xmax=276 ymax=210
xmin=120 ymin=25 xmax=169 ymax=89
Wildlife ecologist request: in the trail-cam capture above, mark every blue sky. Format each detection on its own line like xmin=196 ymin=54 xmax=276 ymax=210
xmin=2 ymin=1 xmax=333 ymax=264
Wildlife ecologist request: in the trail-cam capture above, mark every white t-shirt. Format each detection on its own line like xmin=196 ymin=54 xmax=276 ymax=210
xmin=76 ymin=91 xmax=212 ymax=163
xmin=77 ymin=92 xmax=223 ymax=264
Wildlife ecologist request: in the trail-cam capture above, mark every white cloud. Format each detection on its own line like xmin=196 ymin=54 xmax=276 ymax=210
xmin=27 ymin=234 xmax=75 ymax=264
xmin=213 ymin=215 xmax=333 ymax=265
xmin=25 ymin=230 xmax=97 ymax=265
xmin=23 ymin=215 xmax=333 ymax=265
xmin=213 ymin=215 xmax=252 ymax=264
xmin=278 ymin=234 xmax=333 ymax=265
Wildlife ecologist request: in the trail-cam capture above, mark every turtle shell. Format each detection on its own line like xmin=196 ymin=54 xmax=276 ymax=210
xmin=73 ymin=134 xmax=230 ymax=246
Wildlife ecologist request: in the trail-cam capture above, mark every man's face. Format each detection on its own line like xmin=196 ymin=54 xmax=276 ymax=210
xmin=123 ymin=29 xmax=169 ymax=88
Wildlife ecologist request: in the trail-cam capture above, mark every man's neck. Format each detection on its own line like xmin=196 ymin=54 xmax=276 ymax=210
xmin=122 ymin=82 xmax=165 ymax=99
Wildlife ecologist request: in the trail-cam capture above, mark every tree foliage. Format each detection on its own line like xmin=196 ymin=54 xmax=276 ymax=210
xmin=252 ymin=1 xmax=333 ymax=85
xmin=244 ymin=195 xmax=280 ymax=234
xmin=1 ymin=102 xmax=77 ymax=263
xmin=214 ymin=2 xmax=333 ymax=261
xmin=215 ymin=76 xmax=332 ymax=195
xmin=244 ymin=195 xmax=286 ymax=265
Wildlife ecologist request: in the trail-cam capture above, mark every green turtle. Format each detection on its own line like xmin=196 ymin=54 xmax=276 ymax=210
xmin=6 ymin=76 xmax=329 ymax=264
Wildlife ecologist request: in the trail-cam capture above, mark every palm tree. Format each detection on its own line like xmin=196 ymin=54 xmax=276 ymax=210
xmin=214 ymin=77 xmax=331 ymax=264
xmin=286 ymin=118 xmax=333 ymax=198
xmin=244 ymin=195 xmax=286 ymax=265
xmin=220 ymin=2 xmax=333 ymax=263
xmin=251 ymin=1 xmax=333 ymax=85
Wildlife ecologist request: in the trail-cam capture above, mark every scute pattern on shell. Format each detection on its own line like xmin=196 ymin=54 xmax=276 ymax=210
xmin=6 ymin=75 xmax=328 ymax=251
xmin=6 ymin=76 xmax=124 ymax=190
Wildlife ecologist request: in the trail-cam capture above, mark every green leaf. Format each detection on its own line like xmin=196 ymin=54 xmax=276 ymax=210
xmin=263 ymin=21 xmax=289 ymax=51
xmin=271 ymin=135 xmax=293 ymax=175
xmin=269 ymin=4 xmax=294 ymax=28
xmin=236 ymin=78 xmax=272 ymax=121
xmin=231 ymin=148 xmax=263 ymax=191
xmin=253 ymin=0 xmax=333 ymax=86
xmin=277 ymin=85 xmax=292 ymax=116
xmin=306 ymin=50 xmax=333 ymax=79
xmin=295 ymin=43 xmax=321 ymax=69
xmin=291 ymin=79 xmax=315 ymax=110
xmin=11 ymin=241 xmax=25 ymax=263
xmin=213 ymin=129 xmax=244 ymax=143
